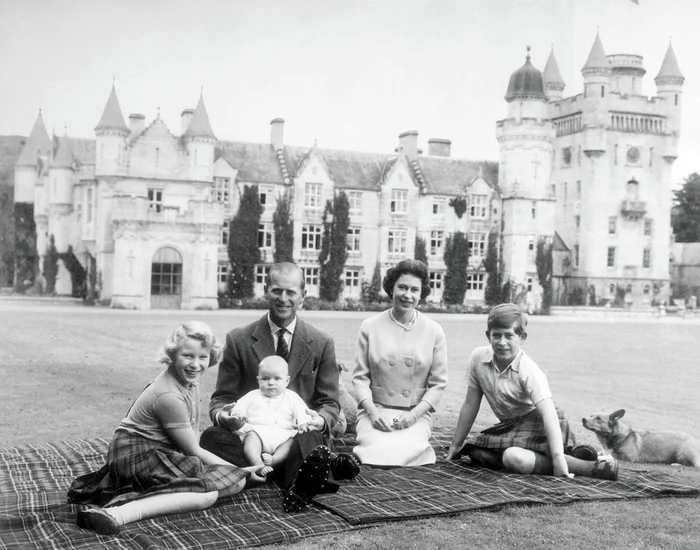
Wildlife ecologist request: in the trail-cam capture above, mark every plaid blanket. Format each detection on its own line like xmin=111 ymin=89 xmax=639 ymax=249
xmin=1 ymin=433 xmax=698 ymax=549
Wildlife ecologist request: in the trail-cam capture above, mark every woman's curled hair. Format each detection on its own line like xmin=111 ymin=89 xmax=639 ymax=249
xmin=382 ymin=259 xmax=431 ymax=300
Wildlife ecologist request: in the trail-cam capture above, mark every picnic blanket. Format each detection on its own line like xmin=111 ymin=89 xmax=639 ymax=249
xmin=1 ymin=431 xmax=698 ymax=549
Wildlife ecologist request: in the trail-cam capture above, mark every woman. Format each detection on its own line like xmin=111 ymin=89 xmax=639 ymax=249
xmin=352 ymin=259 xmax=448 ymax=466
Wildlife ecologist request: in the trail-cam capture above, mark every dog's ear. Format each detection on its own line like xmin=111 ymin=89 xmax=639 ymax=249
xmin=610 ymin=409 xmax=626 ymax=424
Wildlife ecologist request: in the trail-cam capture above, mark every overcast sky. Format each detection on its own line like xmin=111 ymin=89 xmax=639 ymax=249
xmin=1 ymin=0 xmax=698 ymax=184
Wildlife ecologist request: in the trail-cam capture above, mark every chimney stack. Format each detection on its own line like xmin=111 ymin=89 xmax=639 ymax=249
xmin=180 ymin=108 xmax=194 ymax=135
xmin=128 ymin=113 xmax=145 ymax=138
xmin=398 ymin=130 xmax=419 ymax=160
xmin=428 ymin=138 xmax=451 ymax=157
xmin=270 ymin=118 xmax=285 ymax=151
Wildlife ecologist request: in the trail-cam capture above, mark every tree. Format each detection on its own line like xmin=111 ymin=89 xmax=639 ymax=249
xmin=43 ymin=235 xmax=59 ymax=295
xmin=13 ymin=203 xmax=36 ymax=292
xmin=672 ymin=172 xmax=700 ymax=242
xmin=414 ymin=235 xmax=428 ymax=265
xmin=319 ymin=191 xmax=350 ymax=301
xmin=227 ymin=185 xmax=263 ymax=299
xmin=536 ymin=236 xmax=554 ymax=314
xmin=273 ymin=189 xmax=294 ymax=263
xmin=0 ymin=183 xmax=15 ymax=287
xmin=443 ymin=232 xmax=469 ymax=305
xmin=483 ymin=230 xmax=501 ymax=306
xmin=58 ymin=246 xmax=87 ymax=297
xmin=449 ymin=197 xmax=467 ymax=219
xmin=362 ymin=261 xmax=382 ymax=303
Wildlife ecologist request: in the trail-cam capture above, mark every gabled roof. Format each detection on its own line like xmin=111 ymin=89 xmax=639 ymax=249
xmin=414 ymin=157 xmax=499 ymax=195
xmin=553 ymin=231 xmax=570 ymax=252
xmin=216 ymin=141 xmax=283 ymax=183
xmin=16 ymin=112 xmax=52 ymax=167
xmin=582 ymin=31 xmax=610 ymax=72
xmin=543 ymin=48 xmax=565 ymax=90
xmin=52 ymin=136 xmax=75 ymax=169
xmin=184 ymin=95 xmax=216 ymax=140
xmin=655 ymin=42 xmax=684 ymax=83
xmin=66 ymin=138 xmax=95 ymax=166
xmin=95 ymin=86 xmax=129 ymax=133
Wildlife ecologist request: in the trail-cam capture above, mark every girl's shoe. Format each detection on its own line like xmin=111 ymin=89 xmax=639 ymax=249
xmin=77 ymin=507 xmax=121 ymax=535
xmin=569 ymin=444 xmax=599 ymax=462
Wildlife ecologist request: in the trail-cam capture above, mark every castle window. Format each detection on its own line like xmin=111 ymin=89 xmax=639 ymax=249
xmin=221 ymin=220 xmax=229 ymax=245
xmin=574 ymin=244 xmax=580 ymax=268
xmin=644 ymin=219 xmax=653 ymax=237
xmin=601 ymin=85 xmax=605 ymax=98
xmin=345 ymin=269 xmax=360 ymax=287
xmin=259 ymin=185 xmax=274 ymax=207
xmin=258 ymin=223 xmax=273 ymax=249
xmin=469 ymin=194 xmax=487 ymax=218
xmin=528 ymin=235 xmax=535 ymax=260
xmin=429 ymin=271 xmax=443 ymax=291
xmin=432 ymin=197 xmax=445 ymax=216
xmin=304 ymin=183 xmax=322 ymax=208
xmin=148 ymin=188 xmax=163 ymax=213
xmin=155 ymin=147 xmax=160 ymax=167
xmin=649 ymin=147 xmax=653 ymax=167
xmin=430 ymin=230 xmax=444 ymax=256
xmin=467 ymin=273 xmax=485 ymax=291
xmin=526 ymin=274 xmax=535 ymax=292
xmin=301 ymin=224 xmax=322 ymax=250
xmin=255 ymin=264 xmax=271 ymax=284
xmin=86 ymin=187 xmax=94 ymax=224
xmin=468 ymin=232 xmax=487 ymax=258
xmin=302 ymin=266 xmax=319 ymax=286
xmin=217 ymin=264 xmax=229 ymax=284
xmin=576 ymin=180 xmax=581 ymax=197
xmin=643 ymin=284 xmax=650 ymax=295
xmin=608 ymin=216 xmax=617 ymax=235
xmin=675 ymin=94 xmax=678 ymax=106
xmin=213 ymin=177 xmax=231 ymax=208
xmin=390 ymin=189 xmax=408 ymax=214
xmin=643 ymin=248 xmax=652 ymax=269
xmin=388 ymin=228 xmax=407 ymax=254
xmin=348 ymin=191 xmax=362 ymax=211
xmin=347 ymin=227 xmax=361 ymax=252
xmin=575 ymin=215 xmax=580 ymax=232
xmin=531 ymin=201 xmax=537 ymax=219
xmin=607 ymin=247 xmax=616 ymax=268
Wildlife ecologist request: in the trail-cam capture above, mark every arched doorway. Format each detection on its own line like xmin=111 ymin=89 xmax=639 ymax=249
xmin=151 ymin=247 xmax=182 ymax=309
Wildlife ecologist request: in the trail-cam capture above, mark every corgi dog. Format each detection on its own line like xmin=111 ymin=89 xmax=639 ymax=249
xmin=582 ymin=409 xmax=700 ymax=467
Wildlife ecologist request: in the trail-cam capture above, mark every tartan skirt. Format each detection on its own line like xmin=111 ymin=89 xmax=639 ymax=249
xmin=67 ymin=431 xmax=250 ymax=507
xmin=464 ymin=406 xmax=577 ymax=456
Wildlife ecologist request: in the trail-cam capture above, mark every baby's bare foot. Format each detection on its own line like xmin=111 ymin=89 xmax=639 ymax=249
xmin=262 ymin=453 xmax=273 ymax=466
xmin=243 ymin=465 xmax=267 ymax=484
xmin=258 ymin=465 xmax=274 ymax=477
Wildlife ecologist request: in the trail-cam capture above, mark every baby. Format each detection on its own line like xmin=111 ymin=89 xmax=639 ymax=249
xmin=228 ymin=355 xmax=312 ymax=476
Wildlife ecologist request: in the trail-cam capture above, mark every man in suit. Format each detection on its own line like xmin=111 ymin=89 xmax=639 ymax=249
xmin=200 ymin=262 xmax=357 ymax=512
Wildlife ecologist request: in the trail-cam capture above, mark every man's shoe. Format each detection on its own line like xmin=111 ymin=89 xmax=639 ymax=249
xmin=283 ymin=445 xmax=331 ymax=513
xmin=330 ymin=452 xmax=361 ymax=480
xmin=592 ymin=457 xmax=619 ymax=481
xmin=77 ymin=507 xmax=121 ymax=535
xmin=568 ymin=444 xmax=599 ymax=462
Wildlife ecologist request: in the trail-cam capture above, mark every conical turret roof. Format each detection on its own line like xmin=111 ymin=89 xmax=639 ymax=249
xmin=543 ymin=48 xmax=565 ymax=90
xmin=582 ymin=31 xmax=609 ymax=72
xmin=16 ymin=112 xmax=52 ymax=167
xmin=183 ymin=94 xmax=216 ymax=140
xmin=52 ymin=136 xmax=75 ymax=169
xmin=95 ymin=86 xmax=129 ymax=133
xmin=505 ymin=48 xmax=546 ymax=102
xmin=655 ymin=42 xmax=684 ymax=83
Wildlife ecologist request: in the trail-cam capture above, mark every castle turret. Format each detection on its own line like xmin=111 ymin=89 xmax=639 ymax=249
xmin=543 ymin=47 xmax=565 ymax=102
xmin=655 ymin=41 xmax=684 ymax=137
xmin=497 ymin=47 xmax=556 ymax=288
xmin=94 ymin=86 xmax=129 ymax=176
xmin=581 ymin=32 xmax=611 ymax=156
xmin=15 ymin=112 xmax=51 ymax=203
xmin=582 ymin=31 xmax=611 ymax=100
xmin=182 ymin=94 xmax=216 ymax=182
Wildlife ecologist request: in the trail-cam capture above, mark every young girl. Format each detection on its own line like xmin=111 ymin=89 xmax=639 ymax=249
xmin=68 ymin=321 xmax=261 ymax=535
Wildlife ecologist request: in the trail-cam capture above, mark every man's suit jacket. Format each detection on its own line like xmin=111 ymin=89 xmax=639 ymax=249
xmin=210 ymin=314 xmax=340 ymax=433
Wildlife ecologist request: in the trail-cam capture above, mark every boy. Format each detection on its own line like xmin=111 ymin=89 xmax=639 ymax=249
xmin=227 ymin=356 xmax=313 ymax=476
xmin=446 ymin=304 xmax=618 ymax=480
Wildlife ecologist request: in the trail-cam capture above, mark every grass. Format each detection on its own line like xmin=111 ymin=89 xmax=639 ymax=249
xmin=2 ymin=306 xmax=700 ymax=550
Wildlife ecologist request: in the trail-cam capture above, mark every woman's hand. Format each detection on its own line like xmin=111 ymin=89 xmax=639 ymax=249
xmin=370 ymin=413 xmax=394 ymax=432
xmin=394 ymin=410 xmax=418 ymax=430
xmin=445 ymin=445 xmax=462 ymax=460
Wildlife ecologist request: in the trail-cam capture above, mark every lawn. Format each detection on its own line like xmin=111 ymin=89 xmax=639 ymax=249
xmin=2 ymin=305 xmax=700 ymax=549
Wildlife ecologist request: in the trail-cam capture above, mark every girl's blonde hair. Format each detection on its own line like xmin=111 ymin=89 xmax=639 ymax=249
xmin=158 ymin=321 xmax=223 ymax=367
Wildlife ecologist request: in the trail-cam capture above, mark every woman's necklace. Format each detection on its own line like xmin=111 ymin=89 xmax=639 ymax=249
xmin=389 ymin=309 xmax=417 ymax=331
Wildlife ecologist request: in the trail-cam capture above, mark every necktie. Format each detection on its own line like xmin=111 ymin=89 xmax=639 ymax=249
xmin=276 ymin=328 xmax=289 ymax=360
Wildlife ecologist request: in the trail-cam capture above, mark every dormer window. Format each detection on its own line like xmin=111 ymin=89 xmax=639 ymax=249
xmin=390 ymin=189 xmax=408 ymax=214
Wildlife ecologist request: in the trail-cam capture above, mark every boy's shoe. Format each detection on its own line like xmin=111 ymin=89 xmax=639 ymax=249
xmin=283 ymin=445 xmax=331 ymax=513
xmin=77 ymin=507 xmax=121 ymax=535
xmin=568 ymin=444 xmax=599 ymax=462
xmin=591 ymin=456 xmax=619 ymax=481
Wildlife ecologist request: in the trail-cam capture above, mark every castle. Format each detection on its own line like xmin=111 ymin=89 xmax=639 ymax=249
xmin=13 ymin=33 xmax=683 ymax=309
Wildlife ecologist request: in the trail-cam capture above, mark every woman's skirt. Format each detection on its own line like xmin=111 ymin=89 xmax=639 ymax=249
xmin=464 ymin=406 xmax=576 ymax=456
xmin=67 ymin=431 xmax=249 ymax=507
xmin=353 ymin=407 xmax=435 ymax=466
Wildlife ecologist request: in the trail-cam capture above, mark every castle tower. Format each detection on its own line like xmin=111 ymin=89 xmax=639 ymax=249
xmin=496 ymin=47 xmax=556 ymax=292
xmin=581 ymin=32 xmax=611 ymax=156
xmin=182 ymin=94 xmax=216 ymax=182
xmin=14 ymin=112 xmax=51 ymax=203
xmin=582 ymin=31 xmax=611 ymax=101
xmin=94 ymin=86 xmax=129 ymax=176
xmin=543 ymin=48 xmax=565 ymax=102
xmin=655 ymin=41 xmax=684 ymax=144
